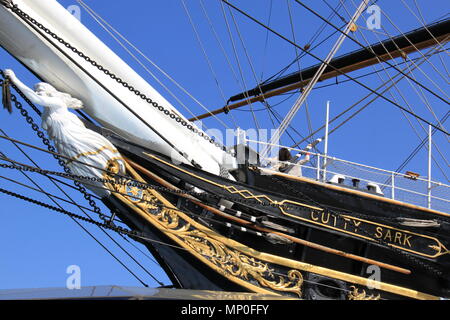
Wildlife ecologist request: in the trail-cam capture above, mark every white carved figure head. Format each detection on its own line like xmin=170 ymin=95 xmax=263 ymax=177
xmin=34 ymin=82 xmax=83 ymax=109
xmin=34 ymin=82 xmax=57 ymax=96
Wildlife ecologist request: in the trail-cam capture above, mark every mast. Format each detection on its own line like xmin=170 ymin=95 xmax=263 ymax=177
xmin=428 ymin=125 xmax=432 ymax=209
xmin=190 ymin=18 xmax=450 ymax=121
xmin=323 ymin=101 xmax=330 ymax=181
xmin=260 ymin=0 xmax=369 ymax=159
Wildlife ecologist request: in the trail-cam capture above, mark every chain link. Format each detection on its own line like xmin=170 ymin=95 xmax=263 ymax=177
xmin=2 ymin=0 xmax=446 ymax=283
xmin=1 ymin=69 xmax=444 ymax=276
xmin=269 ymin=174 xmax=445 ymax=276
xmin=8 ymin=4 xmax=234 ymax=156
xmin=0 ymin=184 xmax=156 ymax=241
xmin=0 ymin=159 xmax=295 ymax=212
xmin=0 ymin=75 xmax=108 ymax=222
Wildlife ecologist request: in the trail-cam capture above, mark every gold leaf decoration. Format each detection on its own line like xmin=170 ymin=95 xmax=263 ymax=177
xmin=428 ymin=244 xmax=450 ymax=257
xmin=348 ymin=286 xmax=381 ymax=300
xmin=104 ymin=161 xmax=304 ymax=297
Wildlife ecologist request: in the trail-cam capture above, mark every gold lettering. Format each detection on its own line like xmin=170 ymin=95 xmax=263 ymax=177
xmin=374 ymin=227 xmax=383 ymax=239
xmin=343 ymin=218 xmax=350 ymax=230
xmin=394 ymin=232 xmax=402 ymax=245
xmin=311 ymin=211 xmax=320 ymax=221
xmin=352 ymin=220 xmax=361 ymax=233
xmin=321 ymin=212 xmax=330 ymax=224
xmin=311 ymin=212 xmax=414 ymax=250
xmin=403 ymin=235 xmax=412 ymax=248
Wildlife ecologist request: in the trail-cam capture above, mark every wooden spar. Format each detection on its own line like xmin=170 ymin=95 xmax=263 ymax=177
xmin=189 ymin=19 xmax=449 ymax=121
xmin=260 ymin=0 xmax=370 ymax=160
xmin=0 ymin=1 xmax=226 ymax=176
xmin=124 ymin=156 xmax=412 ymax=275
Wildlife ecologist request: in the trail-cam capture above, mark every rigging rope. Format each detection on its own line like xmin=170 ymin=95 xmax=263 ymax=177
xmin=286 ymin=0 xmax=315 ymax=147
xmin=77 ymin=0 xmax=232 ymax=131
xmin=180 ymin=0 xmax=229 ymax=113
xmin=219 ymin=0 xmax=449 ymax=137
xmin=218 ymin=1 xmax=263 ymax=134
xmin=198 ymin=0 xmax=241 ymax=128
xmin=0 ymin=184 xmax=153 ymax=287
xmin=76 ymin=2 xmax=217 ymax=131
xmin=403 ymin=0 xmax=450 ymax=55
xmin=0 ymin=79 xmax=166 ymax=286
xmin=389 ymin=111 xmax=450 ymax=183
xmin=1 ymin=2 xmax=235 ymax=171
xmin=262 ymin=0 xmax=372 ymax=85
xmin=294 ymin=0 xmax=450 ymax=106
xmin=346 ymin=0 xmax=450 ymax=107
xmin=340 ymin=3 xmax=450 ymax=179
xmin=289 ymin=44 xmax=444 ymax=149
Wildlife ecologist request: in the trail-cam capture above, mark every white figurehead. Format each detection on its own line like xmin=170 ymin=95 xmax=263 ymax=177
xmin=4 ymin=69 xmax=125 ymax=197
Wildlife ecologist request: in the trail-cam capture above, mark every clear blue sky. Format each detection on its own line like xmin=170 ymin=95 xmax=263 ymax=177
xmin=0 ymin=0 xmax=448 ymax=290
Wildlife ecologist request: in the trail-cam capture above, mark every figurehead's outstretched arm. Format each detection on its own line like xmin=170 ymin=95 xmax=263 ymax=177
xmin=4 ymin=69 xmax=66 ymax=109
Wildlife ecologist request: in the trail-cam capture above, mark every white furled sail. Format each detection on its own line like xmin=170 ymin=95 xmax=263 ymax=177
xmin=0 ymin=0 xmax=234 ymax=177
xmin=5 ymin=69 xmax=125 ymax=197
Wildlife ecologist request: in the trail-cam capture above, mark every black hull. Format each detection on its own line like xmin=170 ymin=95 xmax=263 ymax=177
xmin=94 ymin=128 xmax=450 ymax=300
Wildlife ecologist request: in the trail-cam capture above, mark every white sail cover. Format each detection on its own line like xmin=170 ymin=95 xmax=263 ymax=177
xmin=0 ymin=0 xmax=234 ymax=176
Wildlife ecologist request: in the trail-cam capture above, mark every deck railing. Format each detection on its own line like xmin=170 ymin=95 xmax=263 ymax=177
xmin=245 ymin=139 xmax=450 ymax=213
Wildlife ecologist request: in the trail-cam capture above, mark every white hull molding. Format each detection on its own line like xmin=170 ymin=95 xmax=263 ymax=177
xmin=0 ymin=0 xmax=231 ymax=176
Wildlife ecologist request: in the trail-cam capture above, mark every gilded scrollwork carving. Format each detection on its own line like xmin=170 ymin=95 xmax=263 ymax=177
xmin=104 ymin=160 xmax=304 ymax=297
xmin=347 ymin=286 xmax=381 ymax=300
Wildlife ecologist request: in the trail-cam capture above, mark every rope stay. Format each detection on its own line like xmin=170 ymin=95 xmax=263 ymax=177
xmin=0 ymin=0 xmax=448 ymax=297
xmin=0 ymin=76 xmax=166 ymax=287
xmin=260 ymin=0 xmax=370 ymax=160
xmin=219 ymin=0 xmax=449 ymax=138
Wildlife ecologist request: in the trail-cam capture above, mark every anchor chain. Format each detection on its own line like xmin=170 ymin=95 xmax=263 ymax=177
xmin=0 ymin=73 xmax=108 ymax=223
xmin=0 ymin=184 xmax=155 ymax=241
xmin=1 ymin=71 xmax=445 ymax=277
xmin=5 ymin=2 xmax=234 ymax=156
xmin=0 ymin=73 xmax=289 ymax=210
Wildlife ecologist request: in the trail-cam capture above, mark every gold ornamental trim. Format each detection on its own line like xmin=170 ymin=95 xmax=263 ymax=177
xmin=107 ymin=158 xmax=440 ymax=300
xmin=66 ymin=145 xmax=120 ymax=164
xmin=144 ymin=153 xmax=449 ymax=260
xmin=261 ymin=167 xmax=450 ymax=218
xmin=105 ymin=160 xmax=304 ymax=297
xmin=348 ymin=286 xmax=381 ymax=300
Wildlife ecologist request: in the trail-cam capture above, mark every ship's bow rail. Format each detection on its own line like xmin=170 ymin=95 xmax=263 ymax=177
xmin=247 ymin=139 xmax=449 ymax=214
